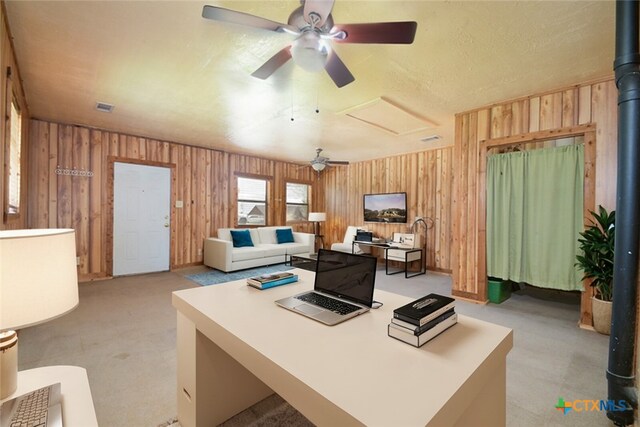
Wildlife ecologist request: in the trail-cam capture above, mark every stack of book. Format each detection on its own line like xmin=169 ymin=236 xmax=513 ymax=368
xmin=388 ymin=293 xmax=457 ymax=347
xmin=246 ymin=271 xmax=298 ymax=290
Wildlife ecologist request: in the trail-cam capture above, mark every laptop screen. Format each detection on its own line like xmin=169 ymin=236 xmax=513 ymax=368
xmin=314 ymin=249 xmax=377 ymax=307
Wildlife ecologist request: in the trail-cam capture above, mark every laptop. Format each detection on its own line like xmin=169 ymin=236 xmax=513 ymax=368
xmin=275 ymin=249 xmax=377 ymax=325
xmin=355 ymin=230 xmax=373 ymax=243
xmin=0 ymin=382 xmax=62 ymax=427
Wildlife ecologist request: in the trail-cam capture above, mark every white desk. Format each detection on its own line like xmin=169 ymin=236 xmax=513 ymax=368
xmin=0 ymin=366 xmax=98 ymax=426
xmin=173 ymin=269 xmax=513 ymax=427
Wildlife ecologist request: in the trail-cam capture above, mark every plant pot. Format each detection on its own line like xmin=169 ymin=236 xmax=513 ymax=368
xmin=591 ymin=296 xmax=612 ymax=335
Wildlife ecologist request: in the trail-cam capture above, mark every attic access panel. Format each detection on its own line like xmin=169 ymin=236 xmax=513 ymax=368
xmin=341 ymin=97 xmax=436 ymax=135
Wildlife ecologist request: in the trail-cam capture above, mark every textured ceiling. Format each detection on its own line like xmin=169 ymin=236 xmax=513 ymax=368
xmin=5 ymin=1 xmax=615 ymax=165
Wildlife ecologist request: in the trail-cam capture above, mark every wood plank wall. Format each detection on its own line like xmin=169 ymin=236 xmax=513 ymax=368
xmin=321 ymin=148 xmax=454 ymax=272
xmin=0 ymin=3 xmax=30 ymax=230
xmin=452 ymin=77 xmax=618 ymax=302
xmin=27 ymin=119 xmax=321 ymax=281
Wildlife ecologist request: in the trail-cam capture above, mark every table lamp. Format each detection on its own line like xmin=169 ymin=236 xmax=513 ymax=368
xmin=308 ymin=212 xmax=326 ymax=236
xmin=0 ymin=229 xmax=79 ymax=399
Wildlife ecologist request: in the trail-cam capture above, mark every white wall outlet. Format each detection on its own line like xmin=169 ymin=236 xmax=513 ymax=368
xmin=76 ymin=256 xmax=80 ymax=265
xmin=176 ymin=200 xmax=184 ymax=208
xmin=197 ymin=249 xmax=202 ymax=256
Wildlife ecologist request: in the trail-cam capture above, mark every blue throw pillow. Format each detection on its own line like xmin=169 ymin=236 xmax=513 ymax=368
xmin=276 ymin=228 xmax=294 ymax=244
xmin=230 ymin=230 xmax=254 ymax=248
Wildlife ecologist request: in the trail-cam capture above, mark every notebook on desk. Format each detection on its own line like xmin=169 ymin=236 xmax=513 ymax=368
xmin=0 ymin=382 xmax=62 ymax=427
xmin=275 ymin=249 xmax=377 ymax=326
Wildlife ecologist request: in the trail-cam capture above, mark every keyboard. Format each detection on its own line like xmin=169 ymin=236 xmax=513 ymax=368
xmin=1 ymin=383 xmax=62 ymax=427
xmin=295 ymin=292 xmax=361 ymax=315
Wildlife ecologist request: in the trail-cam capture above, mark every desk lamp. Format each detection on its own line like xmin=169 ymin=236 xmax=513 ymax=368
xmin=0 ymin=229 xmax=79 ymax=399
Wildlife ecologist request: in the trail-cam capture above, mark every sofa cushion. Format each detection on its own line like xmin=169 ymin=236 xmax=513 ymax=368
xmin=257 ymin=227 xmax=280 ymax=244
xmin=260 ymin=244 xmax=288 ymax=257
xmin=276 ymin=228 xmax=295 ymax=244
xmin=230 ymin=230 xmax=254 ymax=248
xmin=232 ymin=246 xmax=267 ymax=262
xmin=280 ymin=242 xmax=309 ymax=255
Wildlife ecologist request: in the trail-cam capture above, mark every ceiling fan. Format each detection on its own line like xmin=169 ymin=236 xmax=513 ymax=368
xmin=201 ymin=0 xmax=417 ymax=88
xmin=309 ymin=148 xmax=348 ymax=172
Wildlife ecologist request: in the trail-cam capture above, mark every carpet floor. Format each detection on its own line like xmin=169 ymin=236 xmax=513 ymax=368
xmin=17 ymin=266 xmax=609 ymax=427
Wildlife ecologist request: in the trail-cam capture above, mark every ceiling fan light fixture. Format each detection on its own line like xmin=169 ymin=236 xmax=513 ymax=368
xmin=311 ymin=162 xmax=326 ymax=172
xmin=291 ymin=31 xmax=329 ymax=73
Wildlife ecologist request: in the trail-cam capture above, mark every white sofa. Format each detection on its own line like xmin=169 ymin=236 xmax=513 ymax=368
xmin=203 ymin=226 xmax=314 ymax=272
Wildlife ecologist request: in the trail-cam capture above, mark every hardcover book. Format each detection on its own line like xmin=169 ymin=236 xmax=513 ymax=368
xmin=246 ymin=274 xmax=298 ymax=290
xmin=247 ymin=271 xmax=294 ymax=284
xmin=390 ymin=308 xmax=456 ymax=336
xmin=388 ymin=313 xmax=458 ymax=347
xmin=393 ymin=293 xmax=455 ymax=326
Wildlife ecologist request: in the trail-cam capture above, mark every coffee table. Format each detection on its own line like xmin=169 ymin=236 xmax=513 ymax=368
xmin=285 ymin=253 xmax=317 ymax=271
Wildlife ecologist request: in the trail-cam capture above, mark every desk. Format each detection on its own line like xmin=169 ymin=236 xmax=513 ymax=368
xmin=385 ymin=247 xmax=425 ymax=278
xmin=173 ymin=269 xmax=513 ymax=427
xmin=0 ymin=366 xmax=98 ymax=426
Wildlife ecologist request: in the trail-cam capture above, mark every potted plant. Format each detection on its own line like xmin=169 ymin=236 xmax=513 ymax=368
xmin=575 ymin=206 xmax=615 ymax=334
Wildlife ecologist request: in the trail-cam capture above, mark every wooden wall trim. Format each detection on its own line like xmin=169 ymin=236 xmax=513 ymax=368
xmin=480 ymin=124 xmax=597 ymax=146
xmin=476 ymin=130 xmax=597 ymax=320
xmin=453 ymin=77 xmax=615 ymax=325
xmin=456 ymin=75 xmax=614 ymax=116
xmin=1 ymin=3 xmax=30 ymax=230
xmin=322 ymin=147 xmax=454 ymax=272
xmin=27 ymin=120 xmax=320 ymax=281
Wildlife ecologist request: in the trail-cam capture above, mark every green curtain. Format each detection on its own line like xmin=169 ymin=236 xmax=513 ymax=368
xmin=486 ymin=144 xmax=584 ymax=291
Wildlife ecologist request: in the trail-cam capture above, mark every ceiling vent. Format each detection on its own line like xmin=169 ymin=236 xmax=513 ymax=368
xmin=95 ymin=102 xmax=114 ymax=113
xmin=420 ymin=135 xmax=441 ymax=143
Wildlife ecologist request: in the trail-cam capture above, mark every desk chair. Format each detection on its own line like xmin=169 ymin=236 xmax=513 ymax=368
xmin=330 ymin=226 xmax=371 ymax=254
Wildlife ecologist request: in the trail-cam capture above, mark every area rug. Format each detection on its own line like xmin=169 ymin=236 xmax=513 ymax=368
xmin=185 ymin=264 xmax=293 ymax=286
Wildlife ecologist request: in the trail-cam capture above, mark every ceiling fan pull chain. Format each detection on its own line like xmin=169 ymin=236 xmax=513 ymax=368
xmin=290 ymin=86 xmax=295 ymax=121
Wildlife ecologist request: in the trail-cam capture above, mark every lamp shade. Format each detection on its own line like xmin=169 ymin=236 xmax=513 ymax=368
xmin=308 ymin=212 xmax=326 ymax=222
xmin=0 ymin=229 xmax=79 ymax=330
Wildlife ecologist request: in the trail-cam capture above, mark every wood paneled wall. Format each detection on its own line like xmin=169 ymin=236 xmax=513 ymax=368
xmin=453 ymin=77 xmax=618 ymax=303
xmin=0 ymin=3 xmax=30 ymax=230
xmin=321 ymin=148 xmax=454 ymax=272
xmin=27 ymin=119 xmax=321 ymax=281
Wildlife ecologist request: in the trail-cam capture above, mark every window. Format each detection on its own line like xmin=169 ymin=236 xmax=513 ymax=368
xmin=237 ymin=176 xmax=267 ymax=225
xmin=5 ymin=94 xmax=22 ymax=216
xmin=286 ymin=182 xmax=310 ymax=223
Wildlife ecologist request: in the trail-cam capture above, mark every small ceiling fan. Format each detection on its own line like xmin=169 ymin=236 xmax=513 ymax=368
xmin=202 ymin=0 xmax=417 ymax=88
xmin=309 ymin=148 xmax=348 ymax=172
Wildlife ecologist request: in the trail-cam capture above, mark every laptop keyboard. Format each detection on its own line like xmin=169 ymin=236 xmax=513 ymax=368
xmin=296 ymin=293 xmax=361 ymax=315
xmin=8 ymin=386 xmax=52 ymax=427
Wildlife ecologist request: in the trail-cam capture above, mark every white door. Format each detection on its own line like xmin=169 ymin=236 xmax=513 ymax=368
xmin=113 ymin=162 xmax=171 ymax=276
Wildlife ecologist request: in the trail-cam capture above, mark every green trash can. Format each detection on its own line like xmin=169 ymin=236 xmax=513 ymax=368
xmin=488 ymin=277 xmax=511 ymax=304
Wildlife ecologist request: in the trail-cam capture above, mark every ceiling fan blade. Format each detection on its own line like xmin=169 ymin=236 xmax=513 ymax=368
xmin=327 ymin=160 xmax=349 ymax=165
xmin=251 ymin=46 xmax=293 ymax=79
xmin=303 ymin=0 xmax=335 ymax=27
xmin=202 ymin=5 xmax=296 ymax=33
xmin=332 ymin=22 xmax=418 ymax=44
xmin=325 ymin=50 xmax=355 ymax=88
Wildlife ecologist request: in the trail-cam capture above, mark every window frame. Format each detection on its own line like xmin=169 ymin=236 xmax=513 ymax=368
xmin=285 ymin=180 xmax=311 ymax=224
xmin=236 ymin=174 xmax=269 ymax=227
xmin=4 ymin=74 xmax=22 ymax=220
